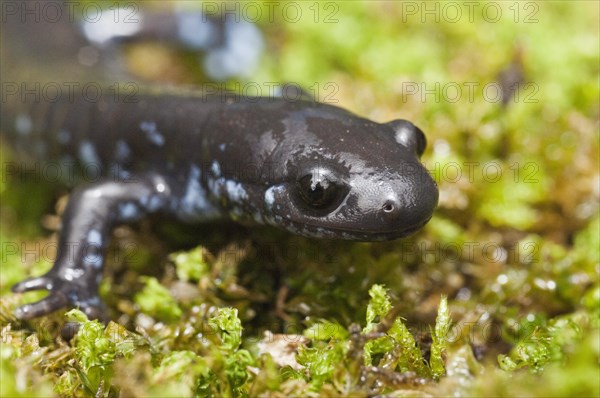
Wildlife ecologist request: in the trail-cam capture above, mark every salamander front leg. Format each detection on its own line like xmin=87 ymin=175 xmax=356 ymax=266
xmin=12 ymin=173 xmax=173 ymax=320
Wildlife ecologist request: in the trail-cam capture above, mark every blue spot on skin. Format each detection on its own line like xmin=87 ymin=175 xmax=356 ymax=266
xmin=82 ymin=253 xmax=102 ymax=269
xmin=115 ymin=140 xmax=131 ymax=161
xmin=63 ymin=268 xmax=85 ymax=281
xmin=87 ymin=230 xmax=103 ymax=246
xmin=118 ymin=203 xmax=139 ymax=220
xmin=79 ymin=140 xmax=101 ymax=166
xmin=15 ymin=114 xmax=33 ymax=135
xmin=264 ymin=186 xmax=282 ymax=210
xmin=206 ymin=177 xmax=219 ymax=196
xmin=139 ymin=121 xmax=165 ymax=146
xmin=145 ymin=195 xmax=164 ymax=212
xmin=225 ymin=180 xmax=248 ymax=202
xmin=211 ymin=161 xmax=221 ymax=177
xmin=109 ymin=164 xmax=132 ymax=180
xmin=178 ymin=165 xmax=220 ymax=220
xmin=265 ymin=188 xmax=274 ymax=207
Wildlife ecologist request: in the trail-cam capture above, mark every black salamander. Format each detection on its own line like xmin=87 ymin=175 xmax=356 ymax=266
xmin=1 ymin=2 xmax=438 ymax=320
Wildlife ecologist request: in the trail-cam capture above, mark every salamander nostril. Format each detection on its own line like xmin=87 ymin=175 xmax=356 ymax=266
xmin=382 ymin=200 xmax=396 ymax=214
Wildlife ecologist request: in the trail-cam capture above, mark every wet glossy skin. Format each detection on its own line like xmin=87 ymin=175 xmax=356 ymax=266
xmin=2 ymin=92 xmax=438 ymax=320
xmin=1 ymin=2 xmax=438 ymax=320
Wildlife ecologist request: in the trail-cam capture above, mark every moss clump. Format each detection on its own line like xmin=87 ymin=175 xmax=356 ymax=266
xmin=2 ymin=284 xmax=455 ymax=396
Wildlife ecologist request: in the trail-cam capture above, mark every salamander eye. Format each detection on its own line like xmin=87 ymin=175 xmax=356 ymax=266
xmin=296 ymin=170 xmax=348 ymax=212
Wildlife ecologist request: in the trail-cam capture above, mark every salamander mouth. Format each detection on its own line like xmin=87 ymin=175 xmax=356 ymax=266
xmin=279 ymin=216 xmax=432 ymax=242
xmin=397 ymin=216 xmax=432 ymax=236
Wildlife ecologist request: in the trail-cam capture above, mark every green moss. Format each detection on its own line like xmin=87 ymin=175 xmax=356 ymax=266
xmin=364 ymin=284 xmax=393 ymax=332
xmin=430 ymin=295 xmax=450 ymax=379
xmin=304 ymin=320 xmax=348 ymax=341
xmin=208 ymin=307 xmax=243 ymax=352
xmin=499 ymin=311 xmax=590 ymax=373
xmin=170 ymin=246 xmax=210 ymax=282
xmin=153 ymin=351 xmax=210 ymax=396
xmin=134 ymin=277 xmax=183 ymax=323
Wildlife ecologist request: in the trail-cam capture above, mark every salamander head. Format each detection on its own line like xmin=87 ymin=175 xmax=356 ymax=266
xmin=262 ymin=109 xmax=438 ymax=241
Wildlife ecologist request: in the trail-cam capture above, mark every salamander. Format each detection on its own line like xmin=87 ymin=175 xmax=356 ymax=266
xmin=1 ymin=2 xmax=438 ymax=321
